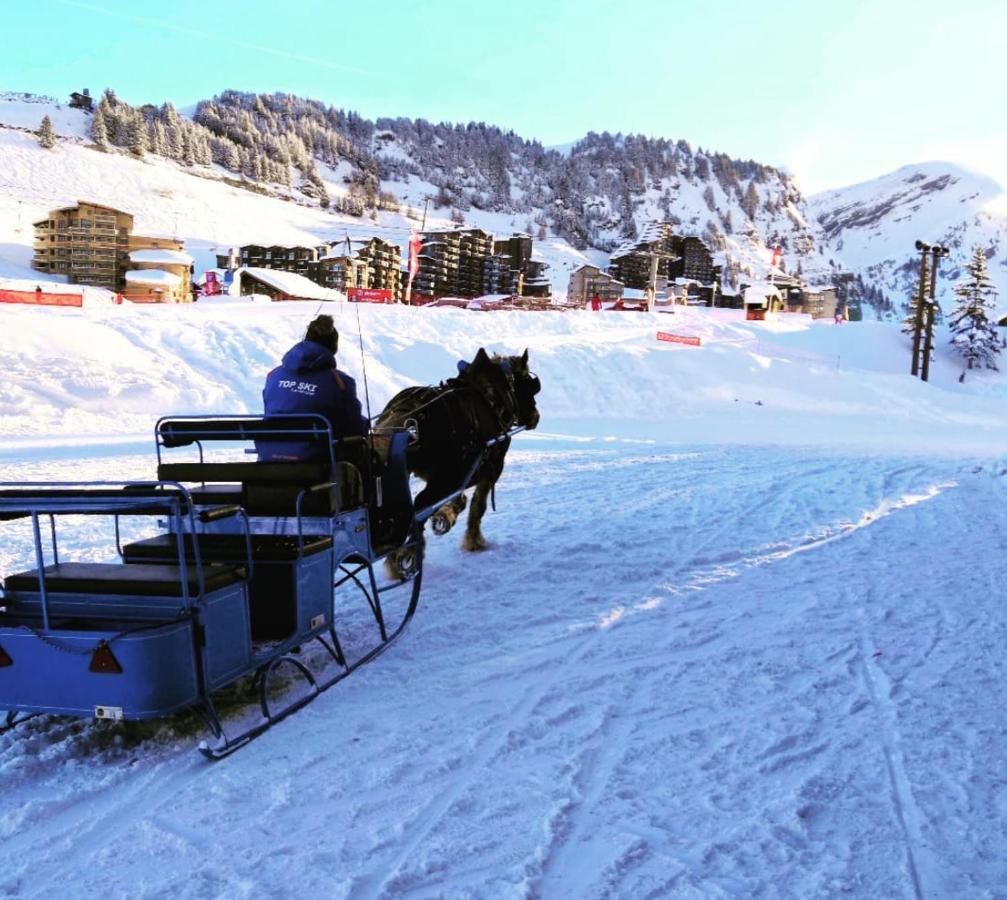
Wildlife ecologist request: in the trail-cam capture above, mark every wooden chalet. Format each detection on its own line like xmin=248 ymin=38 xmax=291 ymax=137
xmin=68 ymin=89 xmax=93 ymax=111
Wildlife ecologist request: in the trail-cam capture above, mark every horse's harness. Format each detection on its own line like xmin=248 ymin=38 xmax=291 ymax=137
xmin=388 ymin=359 xmax=523 ymax=451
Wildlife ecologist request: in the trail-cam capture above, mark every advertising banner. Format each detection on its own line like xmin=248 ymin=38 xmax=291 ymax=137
xmin=656 ymin=331 xmax=701 ymax=346
xmin=348 ymin=288 xmax=394 ymax=303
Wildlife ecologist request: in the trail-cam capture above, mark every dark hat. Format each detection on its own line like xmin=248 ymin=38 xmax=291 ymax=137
xmin=305 ymin=314 xmax=338 ymax=353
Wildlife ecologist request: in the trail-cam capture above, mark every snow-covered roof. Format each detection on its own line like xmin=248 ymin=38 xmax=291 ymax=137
xmin=129 ymin=248 xmax=194 ymax=266
xmin=743 ymin=281 xmax=783 ymax=305
xmin=125 ymin=269 xmax=181 ymax=287
xmin=239 ymin=267 xmax=342 ymax=302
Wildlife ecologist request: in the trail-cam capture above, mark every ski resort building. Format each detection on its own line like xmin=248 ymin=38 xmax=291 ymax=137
xmin=32 ymin=201 xmax=134 ymax=290
xmin=238 ymin=244 xmax=324 ymax=278
xmin=567 ymin=265 xmax=625 ymax=305
xmin=122 ymin=242 xmax=194 ymax=304
xmin=353 ymin=237 xmax=402 ymax=299
xmin=608 ymin=223 xmax=722 ymax=305
xmin=31 ymin=202 xmax=193 ymax=297
xmin=315 ymin=255 xmax=368 ymax=293
xmin=412 ymin=229 xmax=549 ymax=300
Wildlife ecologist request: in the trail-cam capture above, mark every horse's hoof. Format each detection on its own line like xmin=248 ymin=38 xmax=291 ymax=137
xmin=431 ymin=512 xmax=453 ymax=535
xmin=462 ymin=535 xmax=488 ymax=552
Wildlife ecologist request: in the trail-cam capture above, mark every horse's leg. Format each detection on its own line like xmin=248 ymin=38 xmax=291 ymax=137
xmin=431 ymin=493 xmax=467 ymax=535
xmin=385 ymin=525 xmax=425 ymax=580
xmin=462 ymin=480 xmax=492 ymax=551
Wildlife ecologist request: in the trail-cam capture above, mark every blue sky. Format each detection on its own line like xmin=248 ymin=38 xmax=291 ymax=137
xmin=3 ymin=0 xmax=1004 ymax=192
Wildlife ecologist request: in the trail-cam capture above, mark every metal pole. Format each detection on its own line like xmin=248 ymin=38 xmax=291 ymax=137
xmin=420 ymin=197 xmax=431 ymax=232
xmin=646 ymin=253 xmax=659 ymax=312
xmin=911 ymin=241 xmax=930 ymax=376
xmin=921 ymin=245 xmax=945 ymax=383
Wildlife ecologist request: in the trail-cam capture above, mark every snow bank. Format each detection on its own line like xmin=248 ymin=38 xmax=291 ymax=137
xmin=2 ymin=302 xmax=1006 ymax=453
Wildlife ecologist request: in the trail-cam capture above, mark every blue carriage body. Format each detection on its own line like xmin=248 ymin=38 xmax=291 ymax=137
xmin=0 ymin=413 xmax=519 ymax=757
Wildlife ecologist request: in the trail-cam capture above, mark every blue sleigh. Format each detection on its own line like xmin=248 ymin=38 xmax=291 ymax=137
xmin=0 ymin=415 xmax=518 ymax=758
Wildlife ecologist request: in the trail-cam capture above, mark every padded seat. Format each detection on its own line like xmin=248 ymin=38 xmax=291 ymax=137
xmin=188 ymin=484 xmax=243 ymax=506
xmin=122 ymin=533 xmax=333 ymax=563
xmin=4 ymin=562 xmax=246 ymax=597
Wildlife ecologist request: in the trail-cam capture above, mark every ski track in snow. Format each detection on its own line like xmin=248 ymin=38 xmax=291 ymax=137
xmin=1 ymin=442 xmax=1007 ymax=898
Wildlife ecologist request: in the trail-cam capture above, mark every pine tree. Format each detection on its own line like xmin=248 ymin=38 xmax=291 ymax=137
xmin=128 ymin=114 xmax=148 ymax=156
xmin=181 ymin=128 xmax=195 ymax=166
xmin=742 ymin=181 xmax=759 ymax=220
xmin=702 ymin=185 xmax=716 ymax=212
xmin=948 ymin=246 xmax=1000 ymax=374
xmin=38 ymin=115 xmax=56 ymax=149
xmin=90 ymin=105 xmax=109 ymax=148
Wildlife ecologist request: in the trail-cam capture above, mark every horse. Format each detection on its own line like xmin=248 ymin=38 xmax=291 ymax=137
xmin=376 ymin=348 xmax=540 ymax=570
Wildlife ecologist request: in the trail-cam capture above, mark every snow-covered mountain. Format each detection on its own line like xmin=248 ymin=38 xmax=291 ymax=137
xmin=6 ymin=88 xmax=1006 ymax=315
xmin=811 ymin=162 xmax=1007 ymax=318
xmin=0 ymin=90 xmax=843 ymax=294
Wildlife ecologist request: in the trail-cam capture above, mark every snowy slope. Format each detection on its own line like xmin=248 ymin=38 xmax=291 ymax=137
xmin=2 ymin=299 xmax=1007 ymax=895
xmin=811 ymin=162 xmax=1007 ymax=315
xmin=3 ymin=302 xmax=1007 ymax=452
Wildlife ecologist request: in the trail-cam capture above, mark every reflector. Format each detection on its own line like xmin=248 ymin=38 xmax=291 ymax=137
xmin=89 ymin=642 xmax=123 ymax=674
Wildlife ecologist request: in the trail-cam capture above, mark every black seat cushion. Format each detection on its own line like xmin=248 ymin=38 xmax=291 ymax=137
xmin=122 ymin=533 xmax=332 ymax=563
xmin=188 ymin=484 xmax=243 ymax=506
xmin=157 ymin=462 xmax=332 ymax=485
xmin=4 ymin=562 xmax=246 ymax=597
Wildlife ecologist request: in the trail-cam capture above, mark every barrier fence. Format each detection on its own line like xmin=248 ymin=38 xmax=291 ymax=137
xmin=0 ymin=289 xmax=83 ymax=308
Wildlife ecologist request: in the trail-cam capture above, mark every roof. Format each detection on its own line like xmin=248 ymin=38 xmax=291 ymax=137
xmin=743 ymin=281 xmax=783 ymax=304
xmin=76 ymin=200 xmax=133 ymax=216
xmin=240 ymin=267 xmax=343 ymax=302
xmin=125 ymin=269 xmax=181 ymax=287
xmin=129 ymin=248 xmax=194 ymax=266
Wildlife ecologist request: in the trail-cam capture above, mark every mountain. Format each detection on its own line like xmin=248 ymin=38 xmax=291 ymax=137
xmin=811 ymin=163 xmax=1007 ymax=319
xmin=0 ymin=89 xmax=850 ymax=294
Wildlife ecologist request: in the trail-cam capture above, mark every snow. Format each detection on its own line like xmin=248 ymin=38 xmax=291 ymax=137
xmin=0 ymin=93 xmax=91 ymax=140
xmin=2 ymin=299 xmax=1007 ymax=896
xmin=128 ymin=248 xmax=195 ymax=266
xmin=811 ymin=162 xmax=1007 ymax=315
xmin=744 ymin=281 xmax=785 ymax=305
xmin=3 ymin=93 xmax=1007 ymax=898
xmin=124 ymin=268 xmax=181 ymax=286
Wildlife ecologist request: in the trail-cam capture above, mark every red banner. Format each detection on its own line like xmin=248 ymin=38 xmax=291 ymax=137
xmin=408 ymin=232 xmax=422 ymax=279
xmin=657 ymin=331 xmax=701 ymax=346
xmin=0 ymin=289 xmax=83 ymax=307
xmin=348 ymin=288 xmax=394 ymax=303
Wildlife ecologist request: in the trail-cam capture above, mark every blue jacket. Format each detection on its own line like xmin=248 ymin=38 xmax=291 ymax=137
xmin=258 ymin=340 xmax=368 ymax=461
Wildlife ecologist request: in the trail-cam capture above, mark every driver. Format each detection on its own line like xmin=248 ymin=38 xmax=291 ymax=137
xmin=259 ymin=314 xmax=368 ymax=462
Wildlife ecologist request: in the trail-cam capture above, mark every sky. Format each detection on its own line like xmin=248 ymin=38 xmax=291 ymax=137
xmin=2 ymin=0 xmax=1004 ymax=194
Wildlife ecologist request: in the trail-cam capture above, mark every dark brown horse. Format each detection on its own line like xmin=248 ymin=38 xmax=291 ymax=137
xmin=376 ymin=348 xmax=540 ymax=563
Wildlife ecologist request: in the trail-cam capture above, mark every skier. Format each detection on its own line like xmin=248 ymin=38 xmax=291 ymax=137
xmin=258 ymin=314 xmax=368 ymax=462
xmin=590 ymin=294 xmax=602 ymax=311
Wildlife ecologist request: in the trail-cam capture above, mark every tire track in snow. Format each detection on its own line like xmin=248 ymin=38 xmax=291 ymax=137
xmin=351 ymin=629 xmax=616 ymax=900
xmin=858 ymin=602 xmax=927 ymax=900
